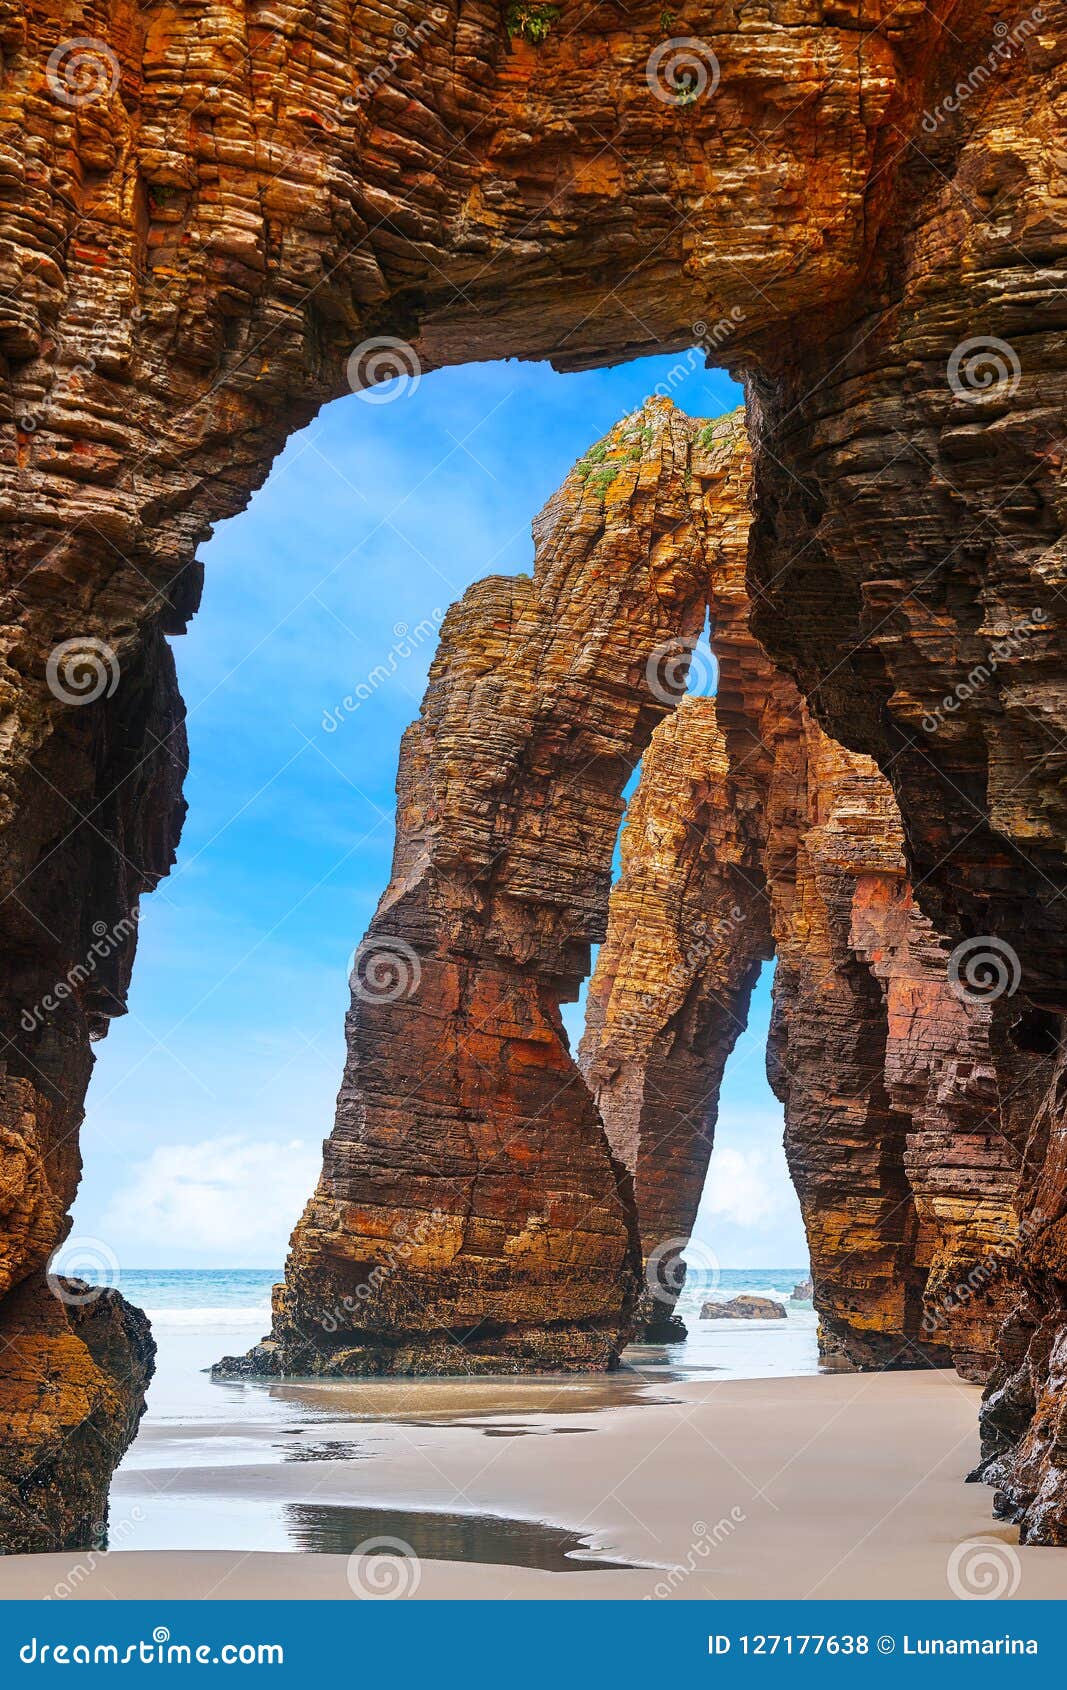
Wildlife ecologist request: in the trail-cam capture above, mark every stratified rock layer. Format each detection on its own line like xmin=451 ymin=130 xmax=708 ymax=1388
xmin=0 ymin=615 xmax=186 ymax=1551
xmin=578 ymin=411 xmax=785 ymax=1335
xmin=769 ymin=718 xmax=1017 ymax=1376
xmin=579 ymin=695 xmax=773 ymax=1339
xmin=253 ymin=401 xmax=720 ymax=1375
xmin=1 ymin=0 xmax=1065 ymax=1537
xmin=582 ymin=419 xmax=1026 ymax=1379
xmin=0 ymin=1276 xmax=155 ymax=1554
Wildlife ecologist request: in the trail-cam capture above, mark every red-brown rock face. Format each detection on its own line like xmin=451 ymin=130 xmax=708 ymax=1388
xmin=579 ymin=695 xmax=774 ymax=1339
xmin=256 ymin=406 xmax=1025 ymax=1391
xmin=0 ymin=616 xmax=181 ymax=1550
xmin=578 ymin=411 xmax=787 ymax=1333
xmin=237 ymin=400 xmax=722 ymax=1375
xmin=582 ymin=415 xmax=1027 ymax=1378
xmin=2 ymin=1 xmax=1065 ymax=1539
xmin=768 ymin=718 xmax=1024 ymax=1377
xmin=0 ymin=1275 xmax=155 ymax=1553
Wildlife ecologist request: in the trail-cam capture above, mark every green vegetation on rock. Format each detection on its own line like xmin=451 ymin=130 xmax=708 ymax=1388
xmin=505 ymin=4 xmax=562 ymax=44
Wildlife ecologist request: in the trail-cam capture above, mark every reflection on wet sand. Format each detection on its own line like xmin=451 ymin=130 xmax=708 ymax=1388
xmin=260 ymin=1369 xmax=682 ymax=1423
xmin=284 ymin=1502 xmax=641 ymax=1570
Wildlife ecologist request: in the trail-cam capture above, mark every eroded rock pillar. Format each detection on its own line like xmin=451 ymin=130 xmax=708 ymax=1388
xmin=579 ymin=696 xmax=774 ymax=1336
xmin=240 ymin=400 xmax=721 ymax=1376
xmin=582 ymin=420 xmax=1024 ymax=1377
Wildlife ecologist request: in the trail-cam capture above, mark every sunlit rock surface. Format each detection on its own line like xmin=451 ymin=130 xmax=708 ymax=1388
xmin=1 ymin=0 xmax=1065 ymax=1540
xmin=248 ymin=401 xmax=717 ymax=1375
xmin=582 ymin=419 xmax=1026 ymax=1379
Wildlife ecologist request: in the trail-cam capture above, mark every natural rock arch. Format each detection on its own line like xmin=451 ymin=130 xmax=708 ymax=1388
xmin=221 ymin=403 xmax=1022 ymax=1387
xmin=1 ymin=1 xmax=1064 ymax=1545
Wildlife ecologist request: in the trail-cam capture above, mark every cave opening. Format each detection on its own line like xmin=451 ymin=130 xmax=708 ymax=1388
xmin=41 ymin=335 xmax=976 ymax=1403
xmin=58 ymin=348 xmax=805 ymax=1318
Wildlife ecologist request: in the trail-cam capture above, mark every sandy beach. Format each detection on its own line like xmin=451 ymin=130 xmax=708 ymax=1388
xmin=3 ymin=1366 xmax=1065 ymax=1601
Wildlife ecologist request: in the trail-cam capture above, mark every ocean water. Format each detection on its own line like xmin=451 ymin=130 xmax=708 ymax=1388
xmin=115 ymin=1263 xmax=818 ymax=1405
xmin=117 ymin=1265 xmax=816 ymax=1359
xmin=119 ymin=1265 xmax=809 ymax=1314
xmin=120 ymin=1267 xmax=279 ymax=1329
xmin=116 ymin=1265 xmax=817 ymax=1362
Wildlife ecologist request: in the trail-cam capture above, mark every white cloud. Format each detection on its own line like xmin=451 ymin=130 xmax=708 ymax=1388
xmin=700 ymin=1145 xmax=789 ymax=1228
xmin=100 ymin=1135 xmax=322 ymax=1265
xmin=688 ymin=1101 xmax=810 ymax=1267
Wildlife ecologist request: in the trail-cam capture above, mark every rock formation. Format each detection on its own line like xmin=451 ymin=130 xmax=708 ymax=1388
xmin=1 ymin=0 xmax=1065 ymax=1539
xmin=701 ymin=1296 xmax=785 ymax=1321
xmin=581 ymin=424 xmax=1031 ymax=1381
xmin=577 ymin=694 xmax=774 ymax=1340
xmin=232 ymin=399 xmax=721 ymax=1376
xmin=767 ymin=718 xmax=1031 ymax=1378
xmin=578 ymin=410 xmax=785 ymax=1337
xmin=0 ymin=1277 xmax=155 ymax=1553
xmin=0 ymin=614 xmax=184 ymax=1550
xmin=257 ymin=405 xmax=1026 ymax=1393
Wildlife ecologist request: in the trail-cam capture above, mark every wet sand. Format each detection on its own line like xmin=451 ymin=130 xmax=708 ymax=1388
xmin=4 ymin=1369 xmax=1067 ymax=1600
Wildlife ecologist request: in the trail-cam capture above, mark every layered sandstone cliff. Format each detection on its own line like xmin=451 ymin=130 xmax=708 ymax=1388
xmin=577 ymin=410 xmax=788 ymax=1336
xmin=0 ymin=1275 xmax=155 ymax=1553
xmin=0 ymin=616 xmax=182 ymax=1550
xmin=1 ymin=0 xmax=1065 ymax=1540
xmin=256 ymin=404 xmax=1025 ymax=1389
xmin=581 ymin=423 xmax=1025 ymax=1378
xmin=767 ymin=718 xmax=1029 ymax=1378
xmin=229 ymin=400 xmax=720 ymax=1376
xmin=578 ymin=695 xmax=773 ymax=1339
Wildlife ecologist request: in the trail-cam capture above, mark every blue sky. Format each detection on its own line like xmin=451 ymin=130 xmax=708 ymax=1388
xmin=65 ymin=351 xmax=808 ymax=1271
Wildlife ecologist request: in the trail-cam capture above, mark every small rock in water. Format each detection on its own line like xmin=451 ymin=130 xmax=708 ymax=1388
xmin=700 ymin=1294 xmax=787 ymax=1321
xmin=791 ymin=1278 xmax=813 ymax=1301
xmin=211 ymin=1339 xmax=281 ymax=1378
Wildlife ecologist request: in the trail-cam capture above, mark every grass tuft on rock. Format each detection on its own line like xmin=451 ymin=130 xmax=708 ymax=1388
xmin=505 ymin=4 xmax=562 ymax=45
